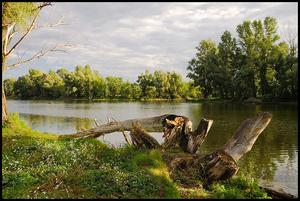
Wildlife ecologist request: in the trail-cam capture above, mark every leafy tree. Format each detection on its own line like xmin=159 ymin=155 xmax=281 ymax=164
xmin=131 ymin=83 xmax=142 ymax=99
xmin=145 ymin=86 xmax=157 ymax=99
xmin=93 ymin=73 xmax=107 ymax=99
xmin=168 ymin=72 xmax=184 ymax=99
xmin=153 ymin=71 xmax=169 ymax=98
xmin=120 ymin=81 xmax=133 ymax=99
xmin=187 ymin=40 xmax=218 ymax=99
xmin=106 ymin=77 xmax=123 ymax=98
xmin=137 ymin=70 xmax=154 ymax=97
xmin=3 ymin=78 xmax=16 ymax=97
xmin=14 ymin=75 xmax=34 ymax=98
xmin=42 ymin=70 xmax=65 ymax=98
xmin=2 ymin=2 xmax=67 ymax=122
xmin=187 ymin=16 xmax=297 ymax=101
xmin=217 ymin=31 xmax=238 ymax=99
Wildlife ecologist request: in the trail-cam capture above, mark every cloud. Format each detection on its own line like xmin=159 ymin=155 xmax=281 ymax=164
xmin=4 ymin=2 xmax=298 ymax=82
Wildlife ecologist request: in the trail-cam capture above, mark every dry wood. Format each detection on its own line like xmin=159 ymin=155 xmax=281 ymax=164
xmin=59 ymin=114 xmax=173 ymax=139
xmin=259 ymin=183 xmax=297 ymax=199
xmin=60 ymin=114 xmax=213 ymax=154
xmin=129 ymin=122 xmax=160 ymax=149
xmin=59 ymin=112 xmax=272 ymax=187
xmin=221 ymin=112 xmax=272 ymax=161
xmin=167 ymin=112 xmax=272 ymax=186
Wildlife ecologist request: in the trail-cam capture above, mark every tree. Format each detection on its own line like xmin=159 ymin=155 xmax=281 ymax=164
xmin=42 ymin=70 xmax=65 ymax=98
xmin=153 ymin=70 xmax=169 ymax=98
xmin=2 ymin=2 xmax=68 ymax=123
xmin=168 ymin=72 xmax=184 ymax=99
xmin=137 ymin=70 xmax=154 ymax=98
xmin=3 ymin=78 xmax=16 ymax=97
xmin=187 ymin=40 xmax=218 ymax=99
xmin=131 ymin=83 xmax=142 ymax=100
xmin=120 ymin=81 xmax=133 ymax=99
xmin=217 ymin=31 xmax=238 ymax=99
xmin=106 ymin=77 xmax=123 ymax=98
xmin=236 ymin=20 xmax=258 ymax=98
xmin=93 ymin=72 xmax=107 ymax=99
xmin=14 ymin=75 xmax=34 ymax=98
xmin=145 ymin=86 xmax=157 ymax=99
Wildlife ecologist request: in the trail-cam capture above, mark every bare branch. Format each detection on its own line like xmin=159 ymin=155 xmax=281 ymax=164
xmin=94 ymin=118 xmax=101 ymax=127
xmin=34 ymin=2 xmax=53 ymax=11
xmin=33 ymin=16 xmax=67 ymax=29
xmin=5 ymin=12 xmax=40 ymax=56
xmin=3 ymin=23 xmax=15 ymax=55
xmin=7 ymin=44 xmax=71 ymax=69
xmin=5 ymin=2 xmax=56 ymax=57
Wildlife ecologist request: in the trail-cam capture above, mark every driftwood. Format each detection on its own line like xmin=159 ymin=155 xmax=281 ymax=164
xmin=59 ymin=112 xmax=272 ymax=188
xmin=259 ymin=182 xmax=297 ymax=199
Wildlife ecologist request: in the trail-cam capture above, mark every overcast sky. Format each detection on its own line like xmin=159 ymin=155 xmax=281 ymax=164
xmin=5 ymin=2 xmax=298 ymax=82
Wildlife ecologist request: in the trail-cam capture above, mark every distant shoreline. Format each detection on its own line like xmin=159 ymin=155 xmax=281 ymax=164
xmin=7 ymin=97 xmax=298 ymax=104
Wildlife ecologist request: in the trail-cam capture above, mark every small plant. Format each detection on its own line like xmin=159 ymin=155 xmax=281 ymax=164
xmin=209 ymin=174 xmax=271 ymax=199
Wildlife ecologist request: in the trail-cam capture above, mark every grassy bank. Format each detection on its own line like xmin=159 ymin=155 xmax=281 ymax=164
xmin=2 ymin=113 xmax=271 ymax=199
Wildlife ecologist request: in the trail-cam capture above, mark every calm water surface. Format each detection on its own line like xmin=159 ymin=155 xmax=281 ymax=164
xmin=7 ymin=99 xmax=298 ymax=196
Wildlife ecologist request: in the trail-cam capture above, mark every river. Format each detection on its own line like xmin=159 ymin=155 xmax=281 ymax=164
xmin=7 ymin=99 xmax=298 ymax=196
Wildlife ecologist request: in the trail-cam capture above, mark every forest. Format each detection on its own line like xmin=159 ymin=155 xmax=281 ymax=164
xmin=4 ymin=17 xmax=298 ymax=102
xmin=187 ymin=17 xmax=298 ymax=101
xmin=4 ymin=67 xmax=201 ymax=100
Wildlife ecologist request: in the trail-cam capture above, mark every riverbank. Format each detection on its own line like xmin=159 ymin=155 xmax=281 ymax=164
xmin=7 ymin=96 xmax=298 ymax=104
xmin=2 ymin=113 xmax=273 ymax=199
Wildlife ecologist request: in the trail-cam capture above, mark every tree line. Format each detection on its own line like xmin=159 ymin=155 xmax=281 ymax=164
xmin=4 ymin=16 xmax=298 ymax=102
xmin=187 ymin=16 xmax=298 ymax=101
xmin=4 ymin=65 xmax=202 ymax=100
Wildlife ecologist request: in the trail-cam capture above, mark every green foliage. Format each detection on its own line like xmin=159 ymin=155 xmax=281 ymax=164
xmin=2 ymin=2 xmax=38 ymax=28
xmin=187 ymin=40 xmax=218 ymax=99
xmin=210 ymin=175 xmax=271 ymax=199
xmin=3 ymin=78 xmax=16 ymax=97
xmin=8 ymin=67 xmax=197 ymax=100
xmin=2 ymin=112 xmax=57 ymax=140
xmin=2 ymin=122 xmax=180 ymax=198
xmin=187 ymin=16 xmax=298 ymax=101
xmin=106 ymin=76 xmax=123 ymax=98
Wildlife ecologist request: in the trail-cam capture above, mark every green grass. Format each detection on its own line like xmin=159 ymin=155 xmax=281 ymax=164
xmin=209 ymin=174 xmax=271 ymax=199
xmin=2 ymin=113 xmax=270 ymax=199
xmin=2 ymin=113 xmax=58 ymax=140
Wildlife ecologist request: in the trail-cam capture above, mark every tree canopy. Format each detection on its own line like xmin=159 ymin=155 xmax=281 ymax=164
xmin=187 ymin=16 xmax=298 ymax=101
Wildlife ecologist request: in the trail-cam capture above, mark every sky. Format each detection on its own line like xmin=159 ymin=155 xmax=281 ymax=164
xmin=5 ymin=2 xmax=298 ymax=82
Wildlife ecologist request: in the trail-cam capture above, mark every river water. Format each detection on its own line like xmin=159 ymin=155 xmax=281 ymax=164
xmin=7 ymin=99 xmax=298 ymax=196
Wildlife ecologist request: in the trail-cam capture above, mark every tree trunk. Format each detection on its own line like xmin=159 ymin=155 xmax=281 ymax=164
xmin=167 ymin=112 xmax=272 ymax=187
xmin=60 ymin=112 xmax=272 ymax=187
xmin=59 ymin=114 xmax=174 ymax=139
xmin=59 ymin=114 xmax=213 ymax=155
xmin=2 ymin=86 xmax=8 ymax=124
xmin=2 ymin=55 xmax=8 ymax=124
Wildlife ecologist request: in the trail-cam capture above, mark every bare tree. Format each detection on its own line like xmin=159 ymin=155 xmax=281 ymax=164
xmin=280 ymin=22 xmax=298 ymax=56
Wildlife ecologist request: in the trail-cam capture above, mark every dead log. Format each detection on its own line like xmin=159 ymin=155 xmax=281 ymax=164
xmin=129 ymin=122 xmax=160 ymax=149
xmin=59 ymin=114 xmax=212 ymax=154
xmin=59 ymin=112 xmax=272 ymax=188
xmin=167 ymin=112 xmax=272 ymax=187
xmin=258 ymin=182 xmax=297 ymax=199
xmin=59 ymin=114 xmax=173 ymax=139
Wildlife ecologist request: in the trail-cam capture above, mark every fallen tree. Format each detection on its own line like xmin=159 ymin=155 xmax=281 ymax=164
xmin=59 ymin=112 xmax=272 ymax=188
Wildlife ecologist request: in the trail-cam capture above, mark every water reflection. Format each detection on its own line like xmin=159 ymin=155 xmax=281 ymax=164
xmin=7 ymin=100 xmax=298 ymax=196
